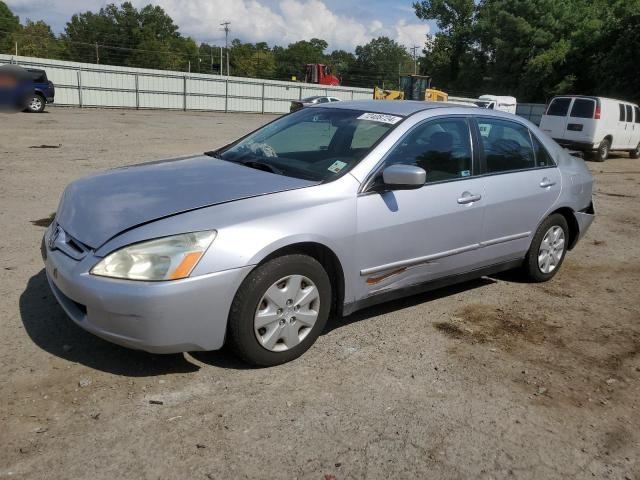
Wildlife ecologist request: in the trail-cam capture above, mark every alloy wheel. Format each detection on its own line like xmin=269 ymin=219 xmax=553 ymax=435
xmin=538 ymin=226 xmax=565 ymax=274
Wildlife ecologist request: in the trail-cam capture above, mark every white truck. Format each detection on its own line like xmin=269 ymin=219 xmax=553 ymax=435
xmin=475 ymin=95 xmax=518 ymax=114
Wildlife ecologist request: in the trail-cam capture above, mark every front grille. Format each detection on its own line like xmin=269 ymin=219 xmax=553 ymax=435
xmin=49 ymin=223 xmax=90 ymax=260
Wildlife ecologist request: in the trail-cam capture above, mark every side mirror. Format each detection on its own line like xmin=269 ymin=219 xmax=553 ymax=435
xmin=381 ymin=164 xmax=426 ymax=189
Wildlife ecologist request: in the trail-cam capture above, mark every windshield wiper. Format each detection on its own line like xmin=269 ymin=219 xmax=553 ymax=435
xmin=240 ymin=161 xmax=285 ymax=175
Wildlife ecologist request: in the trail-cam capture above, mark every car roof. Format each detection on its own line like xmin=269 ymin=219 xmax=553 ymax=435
xmin=317 ymin=100 xmax=451 ymax=116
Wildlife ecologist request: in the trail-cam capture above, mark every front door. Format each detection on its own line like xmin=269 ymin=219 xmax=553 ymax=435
xmin=355 ymin=116 xmax=485 ymax=300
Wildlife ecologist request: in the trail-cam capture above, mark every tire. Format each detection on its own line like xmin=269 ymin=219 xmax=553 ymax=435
xmin=630 ymin=143 xmax=640 ymax=159
xmin=26 ymin=93 xmax=45 ymax=113
xmin=591 ymin=138 xmax=610 ymax=162
xmin=522 ymin=214 xmax=569 ymax=282
xmin=227 ymin=254 xmax=332 ymax=367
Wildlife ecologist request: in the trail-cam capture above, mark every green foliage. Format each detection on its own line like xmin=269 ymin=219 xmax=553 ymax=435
xmin=414 ymin=0 xmax=477 ymax=84
xmin=352 ymin=37 xmax=412 ymax=88
xmin=0 ymin=0 xmax=20 ymax=54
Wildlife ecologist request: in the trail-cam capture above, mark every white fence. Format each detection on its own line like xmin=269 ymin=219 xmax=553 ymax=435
xmin=0 ymin=54 xmax=373 ymax=114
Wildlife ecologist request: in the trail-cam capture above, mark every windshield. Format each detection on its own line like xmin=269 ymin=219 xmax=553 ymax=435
xmin=215 ymin=107 xmax=401 ymax=182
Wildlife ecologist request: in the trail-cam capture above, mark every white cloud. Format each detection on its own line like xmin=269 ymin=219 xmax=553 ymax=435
xmin=7 ymin=0 xmax=430 ymax=51
xmin=393 ymin=19 xmax=430 ymax=49
xmin=130 ymin=0 xmax=430 ymax=51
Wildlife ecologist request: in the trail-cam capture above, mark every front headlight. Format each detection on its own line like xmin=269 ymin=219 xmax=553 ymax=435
xmin=90 ymin=231 xmax=216 ymax=281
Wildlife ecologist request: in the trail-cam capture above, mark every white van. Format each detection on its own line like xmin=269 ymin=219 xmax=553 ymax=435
xmin=475 ymin=95 xmax=517 ymax=114
xmin=539 ymin=96 xmax=640 ymax=161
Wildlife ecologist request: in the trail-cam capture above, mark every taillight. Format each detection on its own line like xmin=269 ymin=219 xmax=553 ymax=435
xmin=594 ymin=106 xmax=601 ymax=119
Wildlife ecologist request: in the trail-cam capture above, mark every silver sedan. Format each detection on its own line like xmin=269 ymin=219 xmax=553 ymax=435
xmin=42 ymin=101 xmax=594 ymax=366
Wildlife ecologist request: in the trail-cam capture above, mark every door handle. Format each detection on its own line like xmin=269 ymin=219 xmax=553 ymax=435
xmin=539 ymin=178 xmax=556 ymax=188
xmin=457 ymin=192 xmax=482 ymax=204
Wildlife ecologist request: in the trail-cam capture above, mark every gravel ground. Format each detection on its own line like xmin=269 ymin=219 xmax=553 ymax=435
xmin=1 ymin=107 xmax=639 ymax=479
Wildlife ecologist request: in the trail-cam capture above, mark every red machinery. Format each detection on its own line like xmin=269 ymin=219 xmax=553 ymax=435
xmin=304 ymin=64 xmax=340 ymax=86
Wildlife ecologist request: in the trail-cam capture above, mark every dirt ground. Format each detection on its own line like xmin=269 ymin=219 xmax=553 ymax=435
xmin=0 ymin=107 xmax=638 ymax=479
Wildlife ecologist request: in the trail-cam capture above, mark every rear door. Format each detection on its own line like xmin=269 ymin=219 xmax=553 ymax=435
xmin=473 ymin=116 xmax=561 ymax=264
xmin=615 ymin=104 xmax=628 ymax=149
xmin=633 ymin=107 xmax=640 ymax=149
xmin=624 ymin=105 xmax=635 ymax=148
xmin=564 ymin=97 xmax=597 ymax=145
xmin=540 ymin=97 xmax=572 ymax=140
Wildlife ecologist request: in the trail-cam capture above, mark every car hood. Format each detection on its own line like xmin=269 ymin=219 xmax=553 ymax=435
xmin=55 ymin=155 xmax=316 ymax=249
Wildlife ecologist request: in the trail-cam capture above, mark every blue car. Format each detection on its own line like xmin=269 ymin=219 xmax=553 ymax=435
xmin=24 ymin=68 xmax=54 ymax=113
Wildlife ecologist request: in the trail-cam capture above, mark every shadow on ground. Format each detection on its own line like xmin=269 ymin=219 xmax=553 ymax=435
xmin=22 ymin=269 xmax=501 ymax=373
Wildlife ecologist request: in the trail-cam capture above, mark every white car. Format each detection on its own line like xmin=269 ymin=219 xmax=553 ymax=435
xmin=540 ymin=95 xmax=640 ymax=161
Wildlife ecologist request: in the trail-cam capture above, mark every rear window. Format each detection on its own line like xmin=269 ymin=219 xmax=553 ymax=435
xmin=626 ymin=105 xmax=633 ymax=123
xmin=620 ymin=104 xmax=626 ymax=121
xmin=635 ymin=106 xmax=640 ymax=124
xmin=570 ymin=99 xmax=595 ymax=118
xmin=28 ymin=70 xmax=47 ymax=83
xmin=546 ymin=98 xmax=571 ymax=117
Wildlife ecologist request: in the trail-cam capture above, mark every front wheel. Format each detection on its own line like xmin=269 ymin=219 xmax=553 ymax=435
xmin=522 ymin=214 xmax=569 ymax=282
xmin=227 ymin=254 xmax=331 ymax=366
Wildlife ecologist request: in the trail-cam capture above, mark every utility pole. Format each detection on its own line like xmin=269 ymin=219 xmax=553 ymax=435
xmin=220 ymin=21 xmax=231 ymax=76
xmin=95 ymin=42 xmax=100 ymax=64
xmin=410 ymin=45 xmax=420 ymax=74
xmin=15 ymin=41 xmax=18 ymax=56
xmin=220 ymin=46 xmax=223 ymax=75
xmin=210 ymin=45 xmax=214 ymax=73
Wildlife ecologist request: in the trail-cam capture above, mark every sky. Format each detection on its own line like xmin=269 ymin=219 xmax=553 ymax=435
xmin=5 ymin=0 xmax=435 ymax=51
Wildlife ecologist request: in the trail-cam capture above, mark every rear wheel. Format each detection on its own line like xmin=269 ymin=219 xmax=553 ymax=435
xmin=591 ymin=138 xmax=610 ymax=162
xmin=26 ymin=94 xmax=45 ymax=113
xmin=227 ymin=254 xmax=331 ymax=366
xmin=630 ymin=143 xmax=640 ymax=159
xmin=522 ymin=214 xmax=569 ymax=282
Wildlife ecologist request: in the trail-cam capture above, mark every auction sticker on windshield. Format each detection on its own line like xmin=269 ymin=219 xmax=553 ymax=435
xmin=357 ymin=112 xmax=403 ymax=124
xmin=328 ymin=160 xmax=347 ymax=173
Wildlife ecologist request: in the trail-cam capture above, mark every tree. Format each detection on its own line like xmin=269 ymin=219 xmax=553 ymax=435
xmin=352 ymin=37 xmax=411 ymax=88
xmin=414 ymin=0 xmax=477 ymax=84
xmin=0 ymin=1 xmax=20 ymax=54
xmin=475 ymin=0 xmax=605 ymax=100
xmin=15 ymin=20 xmax=62 ymax=59
xmin=273 ymin=38 xmax=329 ymax=80
xmin=61 ymin=2 xmax=195 ymax=70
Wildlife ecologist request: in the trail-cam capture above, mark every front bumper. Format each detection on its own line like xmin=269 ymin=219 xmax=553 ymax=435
xmin=572 ymin=201 xmax=595 ymax=248
xmin=42 ymin=233 xmax=253 ymax=353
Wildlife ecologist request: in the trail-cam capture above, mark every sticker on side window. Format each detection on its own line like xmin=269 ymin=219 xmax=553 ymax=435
xmin=357 ymin=112 xmax=403 ymax=124
xmin=328 ymin=160 xmax=347 ymax=173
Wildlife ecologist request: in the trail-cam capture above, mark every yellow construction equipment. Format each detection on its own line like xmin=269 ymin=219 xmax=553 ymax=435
xmin=425 ymin=88 xmax=448 ymax=102
xmin=373 ymin=75 xmax=449 ymax=102
xmin=373 ymin=86 xmax=404 ymax=100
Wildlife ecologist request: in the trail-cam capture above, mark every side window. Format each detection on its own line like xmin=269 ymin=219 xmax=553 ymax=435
xmin=620 ymin=104 xmax=626 ymax=122
xmin=384 ymin=117 xmax=473 ymax=183
xmin=626 ymin=105 xmax=633 ymax=123
xmin=546 ymin=98 xmax=571 ymax=116
xmin=570 ymin=98 xmax=595 ymax=118
xmin=531 ymin=134 xmax=556 ymax=167
xmin=635 ymin=106 xmax=640 ymax=124
xmin=318 ymin=97 xmax=329 ymax=103
xmin=477 ymin=117 xmax=535 ymax=173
